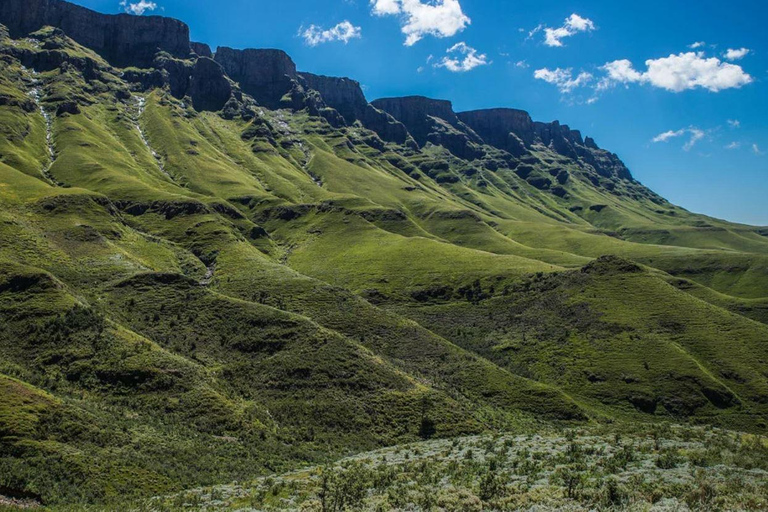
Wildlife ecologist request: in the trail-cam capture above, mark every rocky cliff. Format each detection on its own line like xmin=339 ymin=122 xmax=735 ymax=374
xmin=298 ymin=73 xmax=366 ymax=124
xmin=457 ymin=108 xmax=633 ymax=181
xmin=457 ymin=108 xmax=534 ymax=156
xmin=191 ymin=42 xmax=213 ymax=59
xmin=299 ymin=72 xmax=411 ymax=145
xmin=0 ymin=0 xmax=190 ymax=68
xmin=187 ymin=57 xmax=233 ymax=112
xmin=372 ymin=96 xmax=458 ymax=144
xmin=372 ymin=96 xmax=484 ymax=159
xmin=214 ymin=47 xmax=299 ymax=109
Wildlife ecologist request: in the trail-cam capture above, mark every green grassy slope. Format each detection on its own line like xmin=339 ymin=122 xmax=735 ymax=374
xmin=390 ymin=257 xmax=768 ymax=431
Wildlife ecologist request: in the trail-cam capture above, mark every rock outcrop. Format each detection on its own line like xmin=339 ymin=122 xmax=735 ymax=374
xmin=457 ymin=109 xmax=533 ymax=156
xmin=458 ymin=108 xmax=634 ymax=181
xmin=299 ymin=72 xmax=411 ymax=145
xmin=191 ymin=42 xmax=213 ymax=58
xmin=372 ymin=96 xmax=483 ymax=159
xmin=187 ymin=57 xmax=233 ymax=112
xmin=298 ymin=73 xmax=365 ymax=124
xmin=0 ymin=0 xmax=190 ymax=68
xmin=214 ymin=47 xmax=298 ymax=109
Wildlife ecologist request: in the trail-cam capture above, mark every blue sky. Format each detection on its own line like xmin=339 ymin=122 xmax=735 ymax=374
xmin=78 ymin=0 xmax=766 ymax=225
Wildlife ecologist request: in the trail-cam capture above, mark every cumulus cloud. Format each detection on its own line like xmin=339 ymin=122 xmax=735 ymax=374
xmin=434 ymin=42 xmax=489 ymax=72
xmin=533 ymin=68 xmax=593 ymax=93
xmin=688 ymin=41 xmax=706 ymax=49
xmin=371 ymin=0 xmax=401 ymax=15
xmin=725 ymin=141 xmax=741 ymax=150
xmin=754 ymin=144 xmax=764 ymax=156
xmin=370 ymin=0 xmax=470 ymax=46
xmin=652 ymin=127 xmax=705 ymax=151
xmin=301 ymin=21 xmax=362 ymax=46
xmin=120 ymin=0 xmax=157 ymax=15
xmin=543 ymin=14 xmax=595 ymax=47
xmin=724 ymin=47 xmax=750 ymax=60
xmin=597 ymin=59 xmax=645 ymax=90
xmin=599 ymin=52 xmax=752 ymax=92
xmin=727 ymin=119 xmax=740 ymax=128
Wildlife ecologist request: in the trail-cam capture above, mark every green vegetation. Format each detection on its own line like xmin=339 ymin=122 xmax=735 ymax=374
xmin=151 ymin=424 xmax=768 ymax=511
xmin=0 ymin=25 xmax=766 ymax=509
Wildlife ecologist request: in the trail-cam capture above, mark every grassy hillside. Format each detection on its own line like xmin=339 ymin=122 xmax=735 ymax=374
xmin=0 ymin=24 xmax=766 ymax=508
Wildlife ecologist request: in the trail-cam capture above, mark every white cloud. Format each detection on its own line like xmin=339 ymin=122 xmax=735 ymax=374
xmin=434 ymin=42 xmax=489 ymax=72
xmin=645 ymin=53 xmax=752 ymax=92
xmin=515 ymin=60 xmax=529 ymax=69
xmin=543 ymin=14 xmax=595 ymax=47
xmin=120 ymin=0 xmax=157 ymax=15
xmin=371 ymin=0 xmax=470 ymax=46
xmin=302 ymin=21 xmax=362 ymax=46
xmin=652 ymin=129 xmax=686 ymax=143
xmin=727 ymin=119 xmax=740 ymax=128
xmin=599 ymin=52 xmax=752 ymax=92
xmin=534 ymin=67 xmax=593 ymax=93
xmin=526 ymin=24 xmax=543 ymax=40
xmin=371 ymin=0 xmax=401 ymax=15
xmin=688 ymin=41 xmax=706 ymax=49
xmin=597 ymin=59 xmax=645 ymax=90
xmin=652 ymin=127 xmax=705 ymax=151
xmin=724 ymin=48 xmax=750 ymax=60
xmin=725 ymin=141 xmax=741 ymax=150
xmin=754 ymin=144 xmax=764 ymax=156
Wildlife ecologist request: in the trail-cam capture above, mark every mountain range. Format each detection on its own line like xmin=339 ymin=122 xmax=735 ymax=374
xmin=0 ymin=0 xmax=767 ymax=507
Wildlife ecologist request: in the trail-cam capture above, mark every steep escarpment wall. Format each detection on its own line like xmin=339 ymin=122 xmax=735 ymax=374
xmin=214 ymin=47 xmax=298 ymax=109
xmin=0 ymin=0 xmax=190 ymax=67
xmin=300 ymin=72 xmax=411 ymax=145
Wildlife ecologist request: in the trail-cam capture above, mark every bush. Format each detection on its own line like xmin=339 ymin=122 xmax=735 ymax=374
xmin=656 ymin=449 xmax=683 ymax=469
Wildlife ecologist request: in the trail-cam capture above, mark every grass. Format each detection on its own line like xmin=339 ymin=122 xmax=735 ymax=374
xmin=390 ymin=257 xmax=768 ymax=431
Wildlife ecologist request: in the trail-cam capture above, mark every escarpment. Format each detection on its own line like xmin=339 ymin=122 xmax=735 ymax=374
xmin=0 ymin=0 xmax=190 ymax=67
xmin=299 ymin=72 xmax=411 ymax=145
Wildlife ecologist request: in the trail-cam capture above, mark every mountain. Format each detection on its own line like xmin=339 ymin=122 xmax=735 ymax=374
xmin=0 ymin=0 xmax=766 ymax=507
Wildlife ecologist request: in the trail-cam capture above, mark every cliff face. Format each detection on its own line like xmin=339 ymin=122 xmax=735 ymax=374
xmin=298 ymin=73 xmax=366 ymax=124
xmin=372 ymin=96 xmax=458 ymax=145
xmin=214 ymin=47 xmax=298 ymax=109
xmin=0 ymin=0 xmax=190 ymax=68
xmin=191 ymin=42 xmax=213 ymax=59
xmin=187 ymin=57 xmax=233 ymax=112
xmin=299 ymin=72 xmax=411 ymax=145
xmin=372 ymin=96 xmax=483 ymax=159
xmin=457 ymin=109 xmax=533 ymax=156
xmin=458 ymin=108 xmax=633 ymax=181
